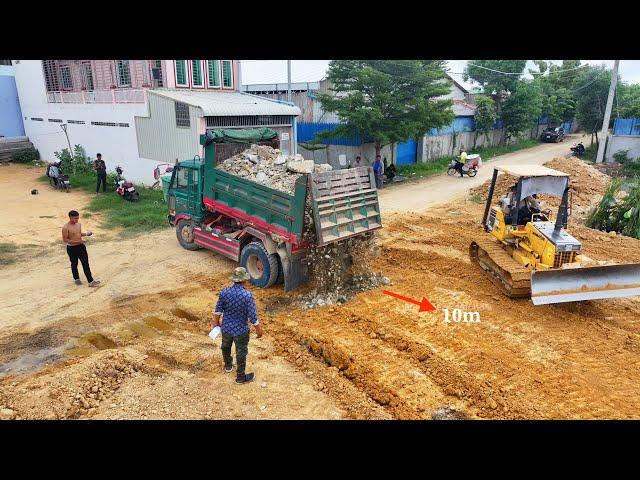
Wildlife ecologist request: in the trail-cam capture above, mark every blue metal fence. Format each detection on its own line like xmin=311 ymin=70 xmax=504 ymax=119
xmin=297 ymin=122 xmax=363 ymax=146
xmin=613 ymin=118 xmax=640 ymax=136
xmin=426 ymin=117 xmax=476 ymax=136
xmin=298 ymin=115 xmax=566 ymax=145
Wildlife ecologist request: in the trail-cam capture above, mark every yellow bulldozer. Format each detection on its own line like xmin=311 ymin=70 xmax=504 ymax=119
xmin=470 ymin=164 xmax=640 ymax=305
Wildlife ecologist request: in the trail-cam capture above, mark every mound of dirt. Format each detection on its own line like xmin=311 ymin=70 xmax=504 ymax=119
xmin=469 ymin=157 xmax=611 ymax=221
xmin=544 ymin=157 xmax=610 ymax=218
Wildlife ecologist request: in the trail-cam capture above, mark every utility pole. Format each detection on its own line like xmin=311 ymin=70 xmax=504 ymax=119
xmin=60 ymin=123 xmax=74 ymax=174
xmin=287 ymin=60 xmax=292 ymax=103
xmin=596 ymin=60 xmax=620 ymax=164
xmin=287 ymin=60 xmax=297 ymax=156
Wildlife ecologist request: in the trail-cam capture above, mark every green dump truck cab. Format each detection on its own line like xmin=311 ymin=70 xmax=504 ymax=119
xmin=167 ymin=133 xmax=382 ymax=292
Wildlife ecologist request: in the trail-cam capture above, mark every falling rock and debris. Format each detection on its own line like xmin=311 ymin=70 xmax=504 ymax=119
xmin=217 ymin=144 xmax=332 ymax=195
xmin=299 ymin=196 xmax=387 ymax=310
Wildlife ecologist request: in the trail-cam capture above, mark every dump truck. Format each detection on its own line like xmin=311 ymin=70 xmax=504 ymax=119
xmin=470 ymin=164 xmax=640 ymax=305
xmin=166 ymin=133 xmax=382 ymax=292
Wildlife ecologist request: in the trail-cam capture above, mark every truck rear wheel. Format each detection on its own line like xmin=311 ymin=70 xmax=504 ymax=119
xmin=176 ymin=219 xmax=201 ymax=251
xmin=240 ymin=241 xmax=279 ymax=288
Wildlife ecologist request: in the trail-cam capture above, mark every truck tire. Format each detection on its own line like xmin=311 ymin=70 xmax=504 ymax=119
xmin=176 ymin=219 xmax=201 ymax=251
xmin=276 ymin=256 xmax=285 ymax=284
xmin=240 ymin=241 xmax=279 ymax=288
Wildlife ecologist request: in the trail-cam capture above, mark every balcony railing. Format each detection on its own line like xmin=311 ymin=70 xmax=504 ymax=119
xmin=46 ymin=88 xmax=146 ymax=104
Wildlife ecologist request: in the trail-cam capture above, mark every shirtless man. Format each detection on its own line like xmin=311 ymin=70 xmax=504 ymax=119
xmin=62 ymin=210 xmax=100 ymax=287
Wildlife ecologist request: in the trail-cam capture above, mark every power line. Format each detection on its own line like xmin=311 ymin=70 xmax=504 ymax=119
xmin=467 ymin=62 xmax=588 ymax=76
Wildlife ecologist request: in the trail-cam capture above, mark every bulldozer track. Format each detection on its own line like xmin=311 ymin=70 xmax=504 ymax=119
xmin=470 ymin=238 xmax=532 ymax=298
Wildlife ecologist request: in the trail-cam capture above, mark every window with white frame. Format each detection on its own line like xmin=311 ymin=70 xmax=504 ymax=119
xmin=175 ymin=60 xmax=188 ymax=86
xmin=207 ymin=60 xmax=220 ymax=88
xmin=116 ymin=60 xmax=131 ymax=87
xmin=175 ymin=101 xmax=190 ymax=127
xmin=191 ymin=60 xmax=203 ymax=87
xmin=222 ymin=60 xmax=233 ymax=88
xmin=60 ymin=66 xmax=73 ymax=90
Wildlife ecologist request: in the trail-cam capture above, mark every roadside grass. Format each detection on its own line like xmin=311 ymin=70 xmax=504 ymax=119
xmin=0 ymin=243 xmax=43 ymax=266
xmin=0 ymin=243 xmax=20 ymax=265
xmin=581 ymin=144 xmax=598 ymax=163
xmin=396 ymin=138 xmax=540 ymax=180
xmin=39 ymin=171 xmax=168 ymax=237
xmin=468 ymin=194 xmax=484 ymax=204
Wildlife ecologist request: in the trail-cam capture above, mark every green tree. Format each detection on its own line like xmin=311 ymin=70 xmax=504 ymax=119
xmin=617 ymin=83 xmax=640 ymax=118
xmin=316 ymin=60 xmax=455 ymax=156
xmin=572 ymin=65 xmax=617 ymax=145
xmin=463 ymin=60 xmax=527 ymax=109
xmin=530 ymin=61 xmax=576 ymax=125
xmin=548 ymin=60 xmax=582 ymax=90
xmin=472 ymin=95 xmax=497 ymax=148
xmin=464 ymin=60 xmax=528 ymax=144
xmin=501 ymin=80 xmax=543 ymax=139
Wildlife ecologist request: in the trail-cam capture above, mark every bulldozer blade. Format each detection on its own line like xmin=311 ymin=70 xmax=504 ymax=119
xmin=530 ymin=263 xmax=640 ymax=305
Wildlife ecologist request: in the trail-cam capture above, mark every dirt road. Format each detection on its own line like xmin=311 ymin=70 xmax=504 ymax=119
xmin=378 ymin=134 xmax=585 ymax=214
xmin=0 ymin=163 xmax=118 ymax=247
xmin=3 ymin=138 xmax=640 ymax=420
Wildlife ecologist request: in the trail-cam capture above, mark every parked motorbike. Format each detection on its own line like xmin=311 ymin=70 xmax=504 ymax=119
xmin=570 ymin=142 xmax=585 ymax=157
xmin=447 ymin=154 xmax=481 ymax=178
xmin=114 ymin=166 xmax=139 ymax=202
xmin=46 ymin=161 xmax=70 ymax=192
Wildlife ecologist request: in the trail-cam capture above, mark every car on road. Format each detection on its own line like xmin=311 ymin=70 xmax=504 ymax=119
xmin=540 ymin=126 xmax=565 ymax=143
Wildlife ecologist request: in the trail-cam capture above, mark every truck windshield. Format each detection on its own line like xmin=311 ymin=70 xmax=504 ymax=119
xmin=174 ymin=167 xmax=188 ymax=190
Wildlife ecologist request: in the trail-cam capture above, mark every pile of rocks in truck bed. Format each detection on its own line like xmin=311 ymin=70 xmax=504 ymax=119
xmin=217 ymin=144 xmax=332 ymax=195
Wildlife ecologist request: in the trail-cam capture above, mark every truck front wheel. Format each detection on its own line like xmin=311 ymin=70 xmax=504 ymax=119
xmin=240 ymin=241 xmax=279 ymax=288
xmin=176 ymin=219 xmax=201 ymax=251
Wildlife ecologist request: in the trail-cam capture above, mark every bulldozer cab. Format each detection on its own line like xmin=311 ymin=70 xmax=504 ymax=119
xmin=482 ymin=165 xmax=571 ymax=231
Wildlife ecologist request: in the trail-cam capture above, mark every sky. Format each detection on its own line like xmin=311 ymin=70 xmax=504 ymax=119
xmin=240 ymin=60 xmax=640 ymax=88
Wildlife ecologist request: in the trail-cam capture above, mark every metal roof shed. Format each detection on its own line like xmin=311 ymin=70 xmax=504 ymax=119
xmin=135 ymin=89 xmax=301 ymax=163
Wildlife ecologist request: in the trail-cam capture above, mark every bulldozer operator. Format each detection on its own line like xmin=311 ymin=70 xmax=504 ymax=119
xmin=501 ymin=184 xmax=549 ymax=225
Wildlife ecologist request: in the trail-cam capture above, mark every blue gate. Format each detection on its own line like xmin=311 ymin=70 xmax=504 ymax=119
xmin=396 ymin=139 xmax=417 ymax=165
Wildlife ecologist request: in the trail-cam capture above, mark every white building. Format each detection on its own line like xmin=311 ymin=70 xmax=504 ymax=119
xmin=13 ymin=60 xmax=299 ymax=183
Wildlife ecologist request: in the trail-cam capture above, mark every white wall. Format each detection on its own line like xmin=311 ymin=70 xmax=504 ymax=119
xmin=606 ymin=135 xmax=640 ymax=162
xmin=13 ymin=60 xmax=164 ymax=184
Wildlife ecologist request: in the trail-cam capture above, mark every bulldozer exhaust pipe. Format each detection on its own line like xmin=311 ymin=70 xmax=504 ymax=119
xmin=530 ymin=263 xmax=640 ymax=305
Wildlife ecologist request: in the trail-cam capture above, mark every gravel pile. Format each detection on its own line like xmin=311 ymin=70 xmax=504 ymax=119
xmin=217 ymin=144 xmax=332 ymax=195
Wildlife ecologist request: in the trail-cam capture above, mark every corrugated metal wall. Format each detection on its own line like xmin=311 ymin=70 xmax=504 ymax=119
xmin=613 ymin=118 xmax=640 ymax=136
xmin=297 ymin=122 xmax=363 ymax=146
xmin=135 ymin=94 xmax=201 ymax=163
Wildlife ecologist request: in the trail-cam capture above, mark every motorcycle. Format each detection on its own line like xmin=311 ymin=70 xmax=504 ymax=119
xmin=114 ymin=166 xmax=139 ymax=202
xmin=447 ymin=154 xmax=481 ymax=178
xmin=46 ymin=161 xmax=70 ymax=192
xmin=570 ymin=142 xmax=585 ymax=157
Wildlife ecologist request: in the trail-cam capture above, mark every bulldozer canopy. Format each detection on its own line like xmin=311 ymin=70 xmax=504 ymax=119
xmin=520 ymin=175 xmax=568 ymax=198
xmin=496 ymin=165 xmax=569 ymax=198
xmin=496 ymin=165 xmax=568 ymax=178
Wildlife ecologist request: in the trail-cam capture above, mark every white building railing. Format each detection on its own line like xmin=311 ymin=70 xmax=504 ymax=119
xmin=46 ymin=88 xmax=146 ymax=104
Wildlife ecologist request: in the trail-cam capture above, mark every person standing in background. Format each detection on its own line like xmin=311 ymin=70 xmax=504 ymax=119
xmin=93 ymin=153 xmax=107 ymax=194
xmin=373 ymin=154 xmax=384 ymax=189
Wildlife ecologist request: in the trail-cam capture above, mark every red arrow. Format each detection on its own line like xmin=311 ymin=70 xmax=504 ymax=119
xmin=382 ymin=290 xmax=436 ymax=312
